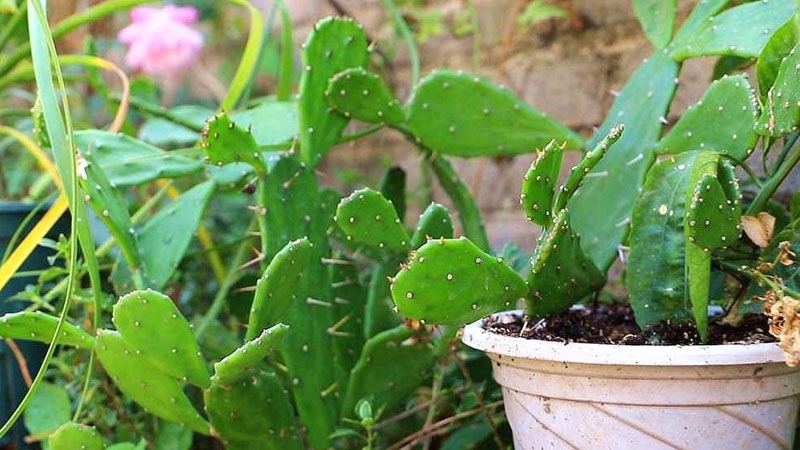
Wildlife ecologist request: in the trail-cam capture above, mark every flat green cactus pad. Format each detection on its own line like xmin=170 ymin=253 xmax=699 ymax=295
xmin=756 ymin=41 xmax=800 ymax=137
xmin=298 ymin=17 xmax=369 ymax=166
xmin=428 ymin=155 xmax=489 ymax=251
xmin=632 ymin=0 xmax=677 ymax=48
xmin=201 ymin=111 xmax=264 ymax=172
xmin=138 ymin=180 xmax=216 ymax=289
xmin=526 ymin=210 xmax=605 ymax=317
xmin=671 ymin=0 xmax=796 ymax=61
xmin=214 ymin=324 xmax=288 ymax=383
xmin=657 ymin=75 xmax=758 ymax=161
xmin=379 ymin=166 xmax=407 ymax=223
xmin=756 ymin=17 xmax=798 ymax=96
xmin=48 ymin=422 xmax=103 ymax=450
xmin=391 ymin=237 xmax=527 ymax=325
xmin=406 ymin=70 xmax=583 ymax=157
xmin=341 ymin=326 xmax=433 ymax=419
xmin=74 ymin=130 xmax=203 ymax=187
xmin=95 ymin=330 xmax=210 ymax=434
xmin=205 ymin=368 xmax=302 ymax=450
xmin=410 ymin=202 xmax=454 ymax=249
xmin=326 ymin=68 xmax=404 ymax=125
xmin=246 ymin=238 xmax=314 ymax=341
xmin=329 ymin=256 xmax=367 ymax=375
xmin=520 ymin=141 xmax=562 ymax=227
xmin=568 ymin=51 xmax=679 ymax=271
xmin=364 ymin=262 xmax=402 ymax=338
xmin=686 ymin=173 xmax=741 ymax=250
xmin=112 ymin=290 xmax=210 ymax=388
xmin=336 ymin=188 xmax=411 ymax=254
xmin=0 ymin=311 xmax=93 ymax=348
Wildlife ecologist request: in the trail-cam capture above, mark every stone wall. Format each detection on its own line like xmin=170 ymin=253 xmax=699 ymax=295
xmin=285 ymin=0 xmax=716 ymax=251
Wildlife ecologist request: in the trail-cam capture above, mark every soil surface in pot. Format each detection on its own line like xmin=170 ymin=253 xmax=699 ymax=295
xmin=485 ymin=303 xmax=775 ymax=345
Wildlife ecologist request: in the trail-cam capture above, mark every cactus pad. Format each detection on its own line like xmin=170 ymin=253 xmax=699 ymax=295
xmin=246 ymin=238 xmax=314 ymax=341
xmin=95 ymin=330 xmax=210 ymax=434
xmin=428 ymin=155 xmax=489 ymax=251
xmin=213 ymin=324 xmax=288 ymax=383
xmin=657 ymin=75 xmax=758 ymax=161
xmin=138 ymin=180 xmax=216 ymax=289
xmin=391 ymin=237 xmax=527 ymax=324
xmin=520 ymin=141 xmax=563 ymax=227
xmin=406 ymin=70 xmax=583 ymax=157
xmin=526 ymin=210 xmax=605 ymax=317
xmin=201 ymin=111 xmax=264 ymax=172
xmin=686 ymin=173 xmax=741 ymax=250
xmin=0 ymin=311 xmax=93 ymax=348
xmin=632 ymin=0 xmax=677 ymax=48
xmin=410 ymin=202 xmax=454 ymax=249
xmin=756 ymin=17 xmax=798 ymax=96
xmin=48 ymin=422 xmax=103 ymax=450
xmin=671 ymin=0 xmax=796 ymax=60
xmin=329 ymin=256 xmax=367 ymax=375
xmin=326 ymin=68 xmax=404 ymax=125
xmin=298 ymin=17 xmax=369 ymax=166
xmin=335 ymin=188 xmax=411 ymax=254
xmin=341 ymin=326 xmax=433 ymax=418
xmin=112 ymin=290 xmax=210 ymax=388
xmin=379 ymin=166 xmax=407 ymax=223
xmin=756 ymin=42 xmax=800 ymax=137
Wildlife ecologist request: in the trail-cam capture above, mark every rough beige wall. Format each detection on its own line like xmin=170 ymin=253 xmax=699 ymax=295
xmin=283 ymin=0 xmax=722 ymax=251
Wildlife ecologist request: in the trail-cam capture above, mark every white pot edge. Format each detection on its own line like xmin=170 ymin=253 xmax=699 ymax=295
xmin=462 ymin=310 xmax=786 ymax=367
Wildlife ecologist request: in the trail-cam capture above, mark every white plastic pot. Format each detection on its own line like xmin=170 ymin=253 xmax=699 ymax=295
xmin=462 ymin=311 xmax=800 ymax=450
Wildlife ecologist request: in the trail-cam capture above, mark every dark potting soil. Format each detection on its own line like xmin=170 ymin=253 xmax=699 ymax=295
xmin=484 ymin=303 xmax=776 ymax=346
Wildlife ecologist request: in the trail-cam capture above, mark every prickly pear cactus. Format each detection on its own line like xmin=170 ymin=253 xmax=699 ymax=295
xmin=520 ymin=141 xmax=563 ymax=227
xmin=410 ymin=202 xmax=454 ymax=249
xmin=112 ymin=290 xmax=210 ymax=388
xmin=341 ymin=326 xmax=434 ymax=418
xmin=756 ymin=17 xmax=798 ymax=96
xmin=632 ymin=0 xmax=677 ymax=49
xmin=0 ymin=311 xmax=94 ymax=348
xmin=335 ymin=188 xmax=411 ymax=254
xmin=657 ymin=75 xmax=758 ymax=160
xmin=95 ymin=330 xmax=211 ymax=434
xmin=298 ymin=17 xmax=369 ymax=166
xmin=686 ymin=173 xmax=741 ymax=250
xmin=406 ymin=70 xmax=583 ymax=157
xmin=756 ymin=41 xmax=800 ymax=137
xmin=391 ymin=237 xmax=527 ymax=324
xmin=328 ymin=255 xmax=367 ymax=375
xmin=246 ymin=238 xmax=314 ymax=342
xmin=379 ymin=166 xmax=407 ymax=223
xmin=364 ymin=262 xmax=402 ymax=338
xmin=201 ymin=111 xmax=264 ymax=172
xmin=526 ymin=210 xmax=605 ymax=316
xmin=48 ymin=422 xmax=103 ymax=450
xmin=213 ymin=324 xmax=288 ymax=383
xmin=326 ymin=67 xmax=405 ymax=125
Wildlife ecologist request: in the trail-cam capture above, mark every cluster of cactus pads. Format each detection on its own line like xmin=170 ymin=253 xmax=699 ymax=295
xmin=8 ymin=0 xmax=800 ymax=447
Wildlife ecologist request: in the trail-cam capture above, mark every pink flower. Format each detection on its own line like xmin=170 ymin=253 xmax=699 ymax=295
xmin=118 ymin=5 xmax=203 ymax=78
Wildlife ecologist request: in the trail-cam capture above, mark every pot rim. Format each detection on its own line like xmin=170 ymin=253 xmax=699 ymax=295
xmin=462 ymin=310 xmax=787 ymax=366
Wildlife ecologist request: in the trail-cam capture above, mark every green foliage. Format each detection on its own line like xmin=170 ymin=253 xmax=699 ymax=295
xmin=326 ymin=68 xmax=405 ymax=125
xmin=379 ymin=166 xmax=407 ymax=222
xmin=0 ymin=311 xmax=93 ymax=348
xmin=517 ymin=0 xmax=568 ymax=27
xmin=23 ymin=382 xmax=70 ymax=435
xmin=657 ymin=75 xmax=758 ymax=161
xmin=410 ymin=202 xmax=454 ymax=248
xmin=391 ymin=237 xmax=527 ymax=324
xmin=342 ymin=326 xmax=434 ymax=418
xmin=48 ymin=422 xmax=103 ymax=450
xmin=406 ymin=70 xmax=583 ymax=157
xmin=671 ymin=0 xmax=796 ymax=60
xmin=335 ymin=188 xmax=411 ymax=254
xmin=632 ymin=0 xmax=677 ymax=48
xmin=201 ymin=111 xmax=264 ymax=172
xmin=298 ymin=17 xmax=369 ymax=166
xmin=756 ymin=17 xmax=798 ymax=96
xmin=246 ymin=238 xmax=314 ymax=341
xmin=520 ymin=141 xmax=562 ymax=227
xmin=756 ymin=41 xmax=800 ymax=136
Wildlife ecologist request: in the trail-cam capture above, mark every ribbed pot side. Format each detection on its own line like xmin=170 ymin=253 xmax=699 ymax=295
xmin=462 ymin=311 xmax=800 ymax=450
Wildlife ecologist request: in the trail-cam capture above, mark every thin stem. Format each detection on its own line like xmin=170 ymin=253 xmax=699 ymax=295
xmin=4 ymin=339 xmax=32 ymax=387
xmin=452 ymin=347 xmax=504 ymax=449
xmin=378 ymin=0 xmax=420 ymax=87
xmin=221 ymin=0 xmax=264 ymax=111
xmin=338 ymin=124 xmax=383 ymax=144
xmin=718 ymin=261 xmax=800 ymax=298
xmin=112 ymin=94 xmax=204 ymax=132
xmin=386 ymin=401 xmax=504 ymax=450
xmin=771 ymin=131 xmax=800 ymax=176
xmin=746 ymin=137 xmax=800 ymax=216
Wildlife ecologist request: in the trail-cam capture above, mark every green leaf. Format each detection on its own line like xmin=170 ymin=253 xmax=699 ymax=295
xmin=391 ymin=237 xmax=527 ymax=325
xmin=154 ymin=421 xmax=192 ymax=450
xmin=756 ymin=41 xmax=800 ymax=136
xmin=671 ymin=0 xmax=796 ymax=61
xmin=138 ymin=105 xmax=213 ymax=147
xmin=48 ymin=422 xmax=103 ymax=450
xmin=656 ymin=74 xmax=758 ymax=161
xmin=23 ymin=382 xmax=70 ymax=435
xmin=74 ymin=130 xmax=204 ymax=187
xmin=96 ymin=330 xmax=210 ymax=434
xmin=406 ymin=70 xmax=583 ymax=157
xmin=756 ymin=16 xmax=798 ymax=96
xmin=138 ymin=181 xmax=216 ymax=288
xmin=0 ymin=311 xmax=93 ymax=348
xmin=569 ymin=51 xmax=679 ymax=270
xmin=342 ymin=326 xmax=434 ymax=418
xmin=516 ymin=0 xmax=567 ymax=27
xmin=326 ymin=68 xmax=404 ymax=125
xmin=112 ymin=290 xmax=211 ymax=388
xmin=633 ymin=0 xmax=677 ymax=48
xmin=214 ymin=324 xmax=288 ymax=383
xmin=233 ymin=100 xmax=298 ymax=146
